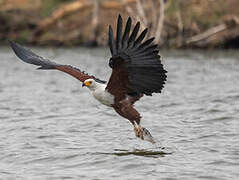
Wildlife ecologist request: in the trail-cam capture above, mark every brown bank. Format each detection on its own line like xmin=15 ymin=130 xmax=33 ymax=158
xmin=0 ymin=0 xmax=239 ymax=48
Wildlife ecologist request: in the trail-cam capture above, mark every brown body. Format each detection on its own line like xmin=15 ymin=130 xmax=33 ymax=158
xmin=112 ymin=95 xmax=143 ymax=125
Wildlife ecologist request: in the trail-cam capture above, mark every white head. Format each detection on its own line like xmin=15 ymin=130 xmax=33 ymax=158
xmin=82 ymin=79 xmax=97 ymax=90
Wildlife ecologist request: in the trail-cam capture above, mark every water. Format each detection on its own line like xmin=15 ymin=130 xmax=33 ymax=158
xmin=0 ymin=46 xmax=239 ymax=179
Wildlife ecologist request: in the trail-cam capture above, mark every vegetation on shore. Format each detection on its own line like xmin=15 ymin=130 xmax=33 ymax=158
xmin=0 ymin=0 xmax=239 ymax=48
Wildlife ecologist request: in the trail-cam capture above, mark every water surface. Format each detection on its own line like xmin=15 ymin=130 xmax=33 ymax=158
xmin=0 ymin=46 xmax=239 ymax=179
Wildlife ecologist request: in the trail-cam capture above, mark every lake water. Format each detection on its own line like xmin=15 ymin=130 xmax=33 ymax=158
xmin=0 ymin=46 xmax=239 ymax=179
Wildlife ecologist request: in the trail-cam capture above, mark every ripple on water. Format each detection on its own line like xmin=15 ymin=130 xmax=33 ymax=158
xmin=204 ymin=116 xmax=234 ymax=123
xmin=0 ymin=48 xmax=239 ymax=179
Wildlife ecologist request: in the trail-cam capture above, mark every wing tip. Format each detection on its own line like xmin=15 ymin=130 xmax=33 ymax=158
xmin=118 ymin=14 xmax=122 ymax=22
xmin=9 ymin=40 xmax=19 ymax=54
xmin=9 ymin=40 xmax=27 ymax=61
xmin=116 ymin=14 xmax=123 ymax=50
xmin=8 ymin=40 xmax=14 ymax=47
xmin=108 ymin=25 xmax=116 ymax=55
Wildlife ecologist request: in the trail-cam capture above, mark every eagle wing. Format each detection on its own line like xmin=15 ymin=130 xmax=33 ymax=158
xmin=9 ymin=41 xmax=106 ymax=84
xmin=106 ymin=15 xmax=167 ymax=102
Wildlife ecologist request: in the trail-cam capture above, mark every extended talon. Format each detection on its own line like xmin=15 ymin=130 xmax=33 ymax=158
xmin=133 ymin=124 xmax=156 ymax=144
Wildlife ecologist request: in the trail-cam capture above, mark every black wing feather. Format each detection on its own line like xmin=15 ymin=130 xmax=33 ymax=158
xmin=10 ymin=41 xmax=106 ymax=84
xmin=107 ymin=15 xmax=167 ymax=96
xmin=134 ymin=28 xmax=148 ymax=47
xmin=9 ymin=40 xmax=57 ymax=69
xmin=138 ymin=37 xmax=155 ymax=49
xmin=116 ymin=14 xmax=123 ymax=50
xmin=122 ymin=17 xmax=132 ymax=49
xmin=108 ymin=26 xmax=116 ymax=56
xmin=128 ymin=22 xmax=140 ymax=48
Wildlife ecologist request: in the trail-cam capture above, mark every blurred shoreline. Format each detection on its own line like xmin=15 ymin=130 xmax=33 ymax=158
xmin=0 ymin=0 xmax=239 ymax=49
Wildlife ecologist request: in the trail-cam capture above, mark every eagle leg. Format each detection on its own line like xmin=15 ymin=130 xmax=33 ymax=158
xmin=113 ymin=99 xmax=155 ymax=143
xmin=133 ymin=123 xmax=141 ymax=138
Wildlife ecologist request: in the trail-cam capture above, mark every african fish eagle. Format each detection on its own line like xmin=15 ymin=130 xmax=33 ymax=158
xmin=10 ymin=15 xmax=167 ymax=144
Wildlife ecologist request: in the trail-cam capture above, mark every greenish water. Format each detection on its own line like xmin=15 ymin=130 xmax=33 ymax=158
xmin=0 ymin=46 xmax=239 ymax=179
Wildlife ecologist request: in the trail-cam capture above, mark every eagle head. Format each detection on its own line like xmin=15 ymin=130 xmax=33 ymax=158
xmin=82 ymin=79 xmax=95 ymax=88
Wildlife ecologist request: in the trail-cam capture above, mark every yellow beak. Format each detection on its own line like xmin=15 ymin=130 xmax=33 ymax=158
xmin=82 ymin=81 xmax=91 ymax=87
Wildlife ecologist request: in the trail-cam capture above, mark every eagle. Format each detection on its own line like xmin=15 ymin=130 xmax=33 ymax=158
xmin=10 ymin=15 xmax=167 ymax=144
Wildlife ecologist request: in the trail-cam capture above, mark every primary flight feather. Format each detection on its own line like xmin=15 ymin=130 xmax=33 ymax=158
xmin=10 ymin=15 xmax=167 ymax=144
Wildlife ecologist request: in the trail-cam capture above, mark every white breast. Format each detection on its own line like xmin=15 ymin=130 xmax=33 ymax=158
xmin=91 ymin=84 xmax=114 ymax=106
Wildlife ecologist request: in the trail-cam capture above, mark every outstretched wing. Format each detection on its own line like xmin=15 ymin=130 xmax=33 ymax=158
xmin=106 ymin=15 xmax=167 ymax=101
xmin=9 ymin=41 xmax=106 ymax=84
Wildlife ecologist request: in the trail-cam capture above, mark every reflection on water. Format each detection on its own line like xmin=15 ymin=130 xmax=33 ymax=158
xmin=0 ymin=46 xmax=239 ymax=179
xmin=101 ymin=148 xmax=172 ymax=157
